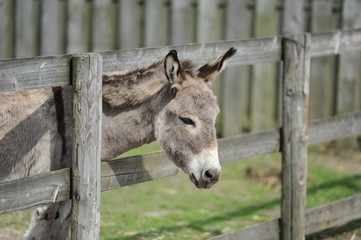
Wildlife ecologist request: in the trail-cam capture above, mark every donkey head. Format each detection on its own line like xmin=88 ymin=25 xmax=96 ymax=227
xmin=155 ymin=48 xmax=237 ymax=189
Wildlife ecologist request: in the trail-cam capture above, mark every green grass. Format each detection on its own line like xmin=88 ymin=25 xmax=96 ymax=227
xmin=1 ymin=144 xmax=360 ymax=240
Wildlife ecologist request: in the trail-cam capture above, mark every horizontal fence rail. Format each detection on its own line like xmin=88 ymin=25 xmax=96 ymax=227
xmin=1 ymin=29 xmax=361 ymax=93
xmin=0 ymin=37 xmax=281 ymax=92
xmin=1 ymin=110 xmax=360 ymax=215
xmin=209 ymin=193 xmax=361 ymax=240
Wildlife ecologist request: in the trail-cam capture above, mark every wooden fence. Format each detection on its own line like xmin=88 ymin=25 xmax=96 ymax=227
xmin=0 ymin=28 xmax=361 ymax=239
xmin=1 ymin=0 xmax=361 ymax=138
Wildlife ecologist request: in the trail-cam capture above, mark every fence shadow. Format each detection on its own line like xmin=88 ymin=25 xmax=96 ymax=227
xmin=306 ymin=218 xmax=361 ymax=240
xmin=0 ymin=97 xmax=56 ymax=181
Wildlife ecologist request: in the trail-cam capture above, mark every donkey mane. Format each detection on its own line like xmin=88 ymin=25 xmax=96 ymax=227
xmin=102 ymin=59 xmax=196 ymax=109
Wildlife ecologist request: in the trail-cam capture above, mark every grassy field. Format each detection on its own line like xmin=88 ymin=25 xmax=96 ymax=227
xmin=1 ymin=143 xmax=360 ymax=240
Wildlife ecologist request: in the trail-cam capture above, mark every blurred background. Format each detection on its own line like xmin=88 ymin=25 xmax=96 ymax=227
xmin=1 ymin=0 xmax=360 ymax=147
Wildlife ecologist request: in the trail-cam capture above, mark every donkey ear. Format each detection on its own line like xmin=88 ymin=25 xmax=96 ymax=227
xmin=197 ymin=47 xmax=237 ymax=84
xmin=164 ymin=50 xmax=185 ymax=90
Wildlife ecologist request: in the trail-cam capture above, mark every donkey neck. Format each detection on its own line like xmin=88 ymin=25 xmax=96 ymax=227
xmin=101 ymin=80 xmax=174 ymax=160
xmin=101 ymin=58 xmax=196 ymax=160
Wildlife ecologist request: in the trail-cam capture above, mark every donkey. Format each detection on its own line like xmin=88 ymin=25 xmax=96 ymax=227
xmin=0 ymin=47 xmax=236 ymax=239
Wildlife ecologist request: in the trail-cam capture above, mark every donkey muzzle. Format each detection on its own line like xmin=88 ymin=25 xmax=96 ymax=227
xmin=188 ymin=148 xmax=222 ymax=189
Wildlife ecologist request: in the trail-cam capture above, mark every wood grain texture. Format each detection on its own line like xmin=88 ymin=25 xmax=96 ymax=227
xmin=305 ymin=193 xmax=361 ymax=235
xmin=0 ymin=54 xmax=71 ymax=92
xmin=309 ymin=111 xmax=361 ymax=145
xmin=281 ymin=33 xmax=311 ymax=240
xmin=209 ymin=219 xmax=280 ymax=240
xmin=0 ymin=36 xmax=282 ymax=92
xmin=309 ymin=29 xmax=361 ymax=57
xmin=0 ymin=168 xmax=70 ymax=214
xmin=4 ymin=28 xmax=359 ymax=93
xmin=71 ymin=53 xmax=102 ymax=240
xmin=1 ymin=110 xmax=360 ymax=214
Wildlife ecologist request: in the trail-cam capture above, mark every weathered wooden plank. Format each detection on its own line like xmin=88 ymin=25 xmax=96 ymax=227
xmin=0 ymin=54 xmax=71 ymax=92
xmin=251 ymin=0 xmax=278 ymax=131
xmin=93 ymin=0 xmax=113 ymax=52
xmin=208 ymin=219 xmax=280 ymax=240
xmin=305 ymin=193 xmax=361 ymax=235
xmin=0 ymin=30 xmax=360 ymax=93
xmin=67 ymin=0 xmax=86 ymax=53
xmin=222 ymin=0 xmax=250 ymax=136
xmin=281 ymin=0 xmax=305 ymax=34
xmin=281 ymin=33 xmax=310 ymax=240
xmin=118 ymin=0 xmax=140 ymax=49
xmin=101 ymin=151 xmax=182 ymax=191
xmin=196 ymin=0 xmax=217 ymax=43
xmin=308 ymin=111 xmax=361 ymax=145
xmin=0 ymin=0 xmax=9 ymax=58
xmin=15 ymin=0 xmax=34 ymax=57
xmin=71 ymin=53 xmax=102 ymax=240
xmin=338 ymin=0 xmax=361 ymax=114
xmin=218 ymin=128 xmax=280 ymax=165
xmin=279 ymin=0 xmax=305 ymax=128
xmin=101 ymin=36 xmax=282 ymax=75
xmin=40 ymin=0 xmax=60 ymax=56
xmin=336 ymin=0 xmax=361 ymax=148
xmin=0 ymin=37 xmax=281 ymax=92
xmin=0 ymin=169 xmax=70 ymax=214
xmin=170 ymin=0 xmax=192 ymax=45
xmin=208 ymin=193 xmax=361 ymax=240
xmin=144 ymin=0 xmax=165 ymax=47
xmin=310 ymin=0 xmax=335 ymax=120
xmin=310 ymin=29 xmax=361 ymax=57
xmin=1 ymin=110 xmax=361 ymax=214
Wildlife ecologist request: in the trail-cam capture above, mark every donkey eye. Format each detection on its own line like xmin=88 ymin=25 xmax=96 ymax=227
xmin=179 ymin=117 xmax=195 ymax=127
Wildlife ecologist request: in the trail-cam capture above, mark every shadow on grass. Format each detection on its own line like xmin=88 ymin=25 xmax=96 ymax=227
xmin=106 ymin=174 xmax=361 ymax=240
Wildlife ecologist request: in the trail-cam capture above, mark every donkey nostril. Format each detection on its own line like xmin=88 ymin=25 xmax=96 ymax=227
xmin=205 ymin=170 xmax=214 ymax=179
xmin=203 ymin=168 xmax=222 ymax=182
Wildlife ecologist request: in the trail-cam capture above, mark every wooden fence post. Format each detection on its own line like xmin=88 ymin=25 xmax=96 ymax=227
xmin=281 ymin=34 xmax=310 ymax=240
xmin=71 ymin=53 xmax=103 ymax=240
